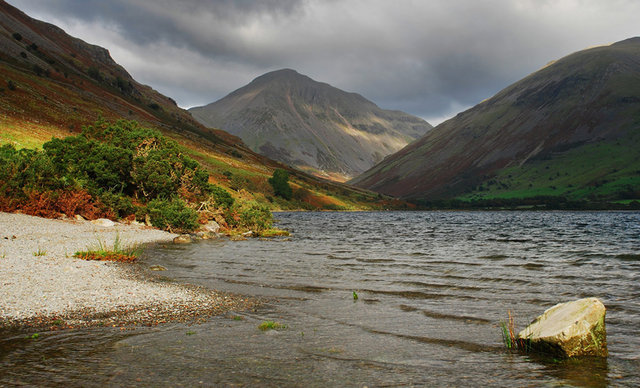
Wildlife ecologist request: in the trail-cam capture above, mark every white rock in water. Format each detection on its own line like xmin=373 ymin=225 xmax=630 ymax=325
xmin=517 ymin=297 xmax=607 ymax=358
xmin=91 ymin=218 xmax=115 ymax=227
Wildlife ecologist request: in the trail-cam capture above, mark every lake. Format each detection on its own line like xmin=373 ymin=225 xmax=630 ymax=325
xmin=1 ymin=211 xmax=639 ymax=386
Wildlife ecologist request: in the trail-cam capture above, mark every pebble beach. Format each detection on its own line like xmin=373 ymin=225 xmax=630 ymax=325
xmin=0 ymin=212 xmax=256 ymax=329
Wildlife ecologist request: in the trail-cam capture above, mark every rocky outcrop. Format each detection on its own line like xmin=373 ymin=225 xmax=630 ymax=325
xmin=517 ymin=297 xmax=607 ymax=358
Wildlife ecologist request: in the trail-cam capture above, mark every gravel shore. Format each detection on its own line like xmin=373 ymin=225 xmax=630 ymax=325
xmin=0 ymin=212 xmax=256 ymax=329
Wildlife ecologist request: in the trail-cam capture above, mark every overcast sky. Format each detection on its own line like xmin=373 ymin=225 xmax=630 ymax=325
xmin=10 ymin=0 xmax=640 ymax=125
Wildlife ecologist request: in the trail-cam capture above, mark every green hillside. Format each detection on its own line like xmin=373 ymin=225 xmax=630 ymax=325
xmin=352 ymin=38 xmax=640 ymax=209
xmin=0 ymin=1 xmax=402 ymax=223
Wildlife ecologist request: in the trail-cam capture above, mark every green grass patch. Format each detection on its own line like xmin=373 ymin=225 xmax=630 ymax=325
xmin=258 ymin=229 xmax=290 ymax=238
xmin=74 ymin=234 xmax=142 ymax=263
xmin=258 ymin=320 xmax=286 ymax=331
xmin=460 ymin=132 xmax=640 ymax=203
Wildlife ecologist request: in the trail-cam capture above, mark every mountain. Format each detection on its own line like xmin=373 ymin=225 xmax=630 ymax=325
xmin=351 ymin=38 xmax=640 ymax=205
xmin=0 ymin=1 xmax=398 ymax=211
xmin=189 ymin=69 xmax=432 ymax=181
xmin=0 ymin=0 xmax=237 ymax=147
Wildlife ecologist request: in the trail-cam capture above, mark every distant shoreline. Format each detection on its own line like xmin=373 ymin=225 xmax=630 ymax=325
xmin=0 ymin=212 xmax=257 ymax=330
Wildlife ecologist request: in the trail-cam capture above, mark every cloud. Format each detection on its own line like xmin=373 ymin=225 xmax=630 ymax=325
xmin=11 ymin=0 xmax=640 ymax=124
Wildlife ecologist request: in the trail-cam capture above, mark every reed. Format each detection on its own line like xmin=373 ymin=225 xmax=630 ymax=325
xmin=500 ymin=310 xmax=530 ymax=351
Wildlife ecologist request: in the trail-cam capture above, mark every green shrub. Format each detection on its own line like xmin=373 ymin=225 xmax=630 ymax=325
xmin=42 ymin=119 xmax=213 ymax=202
xmin=147 ymin=197 xmax=198 ymax=232
xmin=0 ymin=145 xmax=59 ymax=195
xmin=209 ymin=184 xmax=234 ymax=209
xmin=0 ymin=119 xmax=250 ymax=230
xmin=239 ymin=201 xmax=272 ymax=232
xmin=268 ymin=168 xmax=292 ymax=200
xmin=44 ymin=136 xmax=133 ymax=193
xmin=225 ymin=200 xmax=272 ymax=233
xmin=98 ymin=191 xmax=138 ymax=219
xmin=131 ymin=151 xmax=179 ymax=199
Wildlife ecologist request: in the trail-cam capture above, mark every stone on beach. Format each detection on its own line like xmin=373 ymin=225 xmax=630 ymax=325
xmin=517 ymin=297 xmax=607 ymax=358
xmin=173 ymin=234 xmax=192 ymax=244
xmin=91 ymin=218 xmax=115 ymax=227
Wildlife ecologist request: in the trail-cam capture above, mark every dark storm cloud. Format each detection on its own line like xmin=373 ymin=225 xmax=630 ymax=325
xmin=11 ymin=0 xmax=640 ymax=124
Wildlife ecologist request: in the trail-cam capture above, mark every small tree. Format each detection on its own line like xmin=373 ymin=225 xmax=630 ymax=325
xmin=268 ymin=168 xmax=292 ymax=200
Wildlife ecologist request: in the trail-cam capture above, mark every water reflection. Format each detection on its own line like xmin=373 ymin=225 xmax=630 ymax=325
xmin=529 ymin=355 xmax=609 ymax=388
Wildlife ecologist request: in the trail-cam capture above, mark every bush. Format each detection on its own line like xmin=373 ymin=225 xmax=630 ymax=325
xmin=44 ymin=136 xmax=133 ymax=193
xmin=239 ymin=202 xmax=272 ymax=232
xmin=209 ymin=184 xmax=234 ymax=209
xmin=98 ymin=191 xmax=138 ymax=219
xmin=268 ymin=168 xmax=292 ymax=200
xmin=225 ymin=200 xmax=272 ymax=233
xmin=147 ymin=197 xmax=198 ymax=233
xmin=0 ymin=144 xmax=59 ymax=195
xmin=0 ymin=119 xmax=254 ymax=231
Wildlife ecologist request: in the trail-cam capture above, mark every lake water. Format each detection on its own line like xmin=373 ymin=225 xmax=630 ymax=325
xmin=1 ymin=211 xmax=639 ymax=386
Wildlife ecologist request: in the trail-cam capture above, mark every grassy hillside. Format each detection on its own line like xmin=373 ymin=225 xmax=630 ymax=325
xmin=0 ymin=2 xmax=401 ymax=215
xmin=351 ymin=38 xmax=640 ymax=208
xmin=460 ymin=131 xmax=640 ymax=202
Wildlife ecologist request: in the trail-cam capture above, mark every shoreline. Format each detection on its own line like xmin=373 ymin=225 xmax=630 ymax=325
xmin=0 ymin=212 xmax=258 ymax=330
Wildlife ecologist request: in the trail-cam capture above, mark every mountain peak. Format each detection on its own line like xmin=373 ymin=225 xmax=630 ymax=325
xmin=260 ymin=68 xmax=301 ymax=78
xmin=190 ymin=70 xmax=432 ymax=181
xmin=248 ymin=68 xmax=319 ymax=88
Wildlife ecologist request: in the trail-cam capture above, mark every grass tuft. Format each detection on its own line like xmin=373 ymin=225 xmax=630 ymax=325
xmin=74 ymin=233 xmax=141 ymax=263
xmin=258 ymin=320 xmax=286 ymax=331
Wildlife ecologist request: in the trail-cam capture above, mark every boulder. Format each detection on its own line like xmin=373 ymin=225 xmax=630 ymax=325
xmin=198 ymin=221 xmax=221 ymax=239
xmin=173 ymin=234 xmax=192 ymax=244
xmin=149 ymin=265 xmax=167 ymax=271
xmin=91 ymin=218 xmax=115 ymax=227
xmin=517 ymin=297 xmax=607 ymax=358
xmin=202 ymin=220 xmax=220 ymax=234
